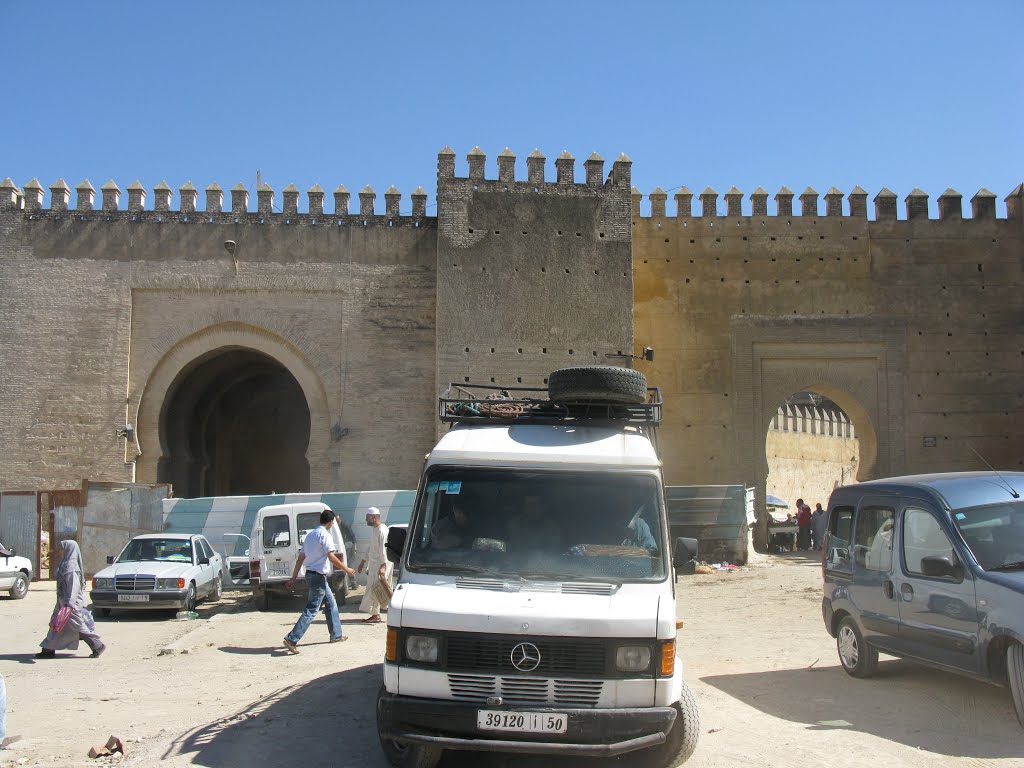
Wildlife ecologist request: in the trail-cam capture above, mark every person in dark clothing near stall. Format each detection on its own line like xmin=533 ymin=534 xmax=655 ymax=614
xmin=796 ymin=498 xmax=812 ymax=551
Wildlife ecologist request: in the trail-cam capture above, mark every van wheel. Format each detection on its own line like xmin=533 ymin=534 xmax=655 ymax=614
xmin=636 ymin=680 xmax=701 ymax=767
xmin=548 ymin=366 xmax=647 ymax=404
xmin=837 ymin=616 xmax=878 ymax=678
xmin=377 ymin=685 xmax=442 ymax=768
xmin=1008 ymin=642 xmax=1024 ymax=728
xmin=10 ymin=572 xmax=29 ymax=599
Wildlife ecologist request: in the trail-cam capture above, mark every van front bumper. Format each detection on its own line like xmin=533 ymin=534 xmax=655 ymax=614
xmin=377 ymin=691 xmax=676 ymax=757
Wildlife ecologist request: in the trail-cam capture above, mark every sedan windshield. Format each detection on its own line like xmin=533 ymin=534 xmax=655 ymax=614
xmin=119 ymin=538 xmax=193 ymax=563
xmin=951 ymin=500 xmax=1024 ymax=571
xmin=406 ymin=468 xmax=666 ymax=582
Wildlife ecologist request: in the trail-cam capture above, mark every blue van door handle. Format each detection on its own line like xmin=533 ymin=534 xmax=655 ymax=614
xmin=900 ymin=583 xmax=914 ymax=601
xmin=883 ymin=580 xmax=895 ymax=599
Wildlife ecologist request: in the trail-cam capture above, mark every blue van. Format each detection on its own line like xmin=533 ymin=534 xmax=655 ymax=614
xmin=821 ymin=472 xmax=1024 ymax=727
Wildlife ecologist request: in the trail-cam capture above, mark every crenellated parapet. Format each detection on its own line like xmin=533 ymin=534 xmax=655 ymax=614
xmin=0 ymin=175 xmax=435 ymax=226
xmin=630 ymin=182 xmax=1022 ymax=221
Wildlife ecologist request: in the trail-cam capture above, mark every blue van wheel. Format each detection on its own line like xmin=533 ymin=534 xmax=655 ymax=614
xmin=837 ymin=616 xmax=878 ymax=678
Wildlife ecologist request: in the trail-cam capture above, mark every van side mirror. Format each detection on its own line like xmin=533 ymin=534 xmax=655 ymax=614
xmin=920 ymin=555 xmax=961 ymax=579
xmin=107 ymin=555 xmax=115 ymax=564
xmin=673 ymin=537 xmax=698 ymax=575
xmin=386 ymin=527 xmax=407 ymax=563
xmin=199 ymin=555 xmax=210 ymax=565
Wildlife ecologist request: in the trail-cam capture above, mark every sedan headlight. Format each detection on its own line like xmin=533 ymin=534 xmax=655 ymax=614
xmin=158 ymin=577 xmax=186 ymax=589
xmin=615 ymin=645 xmax=652 ymax=673
xmin=93 ymin=578 xmax=114 ymax=589
xmin=405 ymin=635 xmax=439 ymax=663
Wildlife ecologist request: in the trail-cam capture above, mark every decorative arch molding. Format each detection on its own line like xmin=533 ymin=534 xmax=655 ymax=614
xmin=732 ymin=316 xmax=907 ymax=551
xmin=132 ymin=322 xmax=331 ymax=488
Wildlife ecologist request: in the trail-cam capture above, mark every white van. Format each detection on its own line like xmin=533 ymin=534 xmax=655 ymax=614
xmin=377 ymin=367 xmax=700 ymax=768
xmin=248 ymin=502 xmax=351 ymax=610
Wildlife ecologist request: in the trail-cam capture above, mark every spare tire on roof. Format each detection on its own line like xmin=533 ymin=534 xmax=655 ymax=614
xmin=548 ymin=365 xmax=648 ymax=404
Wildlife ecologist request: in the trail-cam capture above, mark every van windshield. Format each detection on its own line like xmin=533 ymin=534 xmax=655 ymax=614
xmin=951 ymin=500 xmax=1024 ymax=571
xmin=406 ymin=468 xmax=667 ymax=581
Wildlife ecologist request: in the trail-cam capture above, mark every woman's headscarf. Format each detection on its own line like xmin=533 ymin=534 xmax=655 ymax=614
xmin=57 ymin=540 xmax=83 ymax=579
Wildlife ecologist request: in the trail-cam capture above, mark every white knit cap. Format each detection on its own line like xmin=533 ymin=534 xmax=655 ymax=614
xmin=366 ymin=506 xmax=381 ymax=516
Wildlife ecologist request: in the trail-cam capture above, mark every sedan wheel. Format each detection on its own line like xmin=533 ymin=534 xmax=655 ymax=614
xmin=1009 ymin=643 xmax=1024 ymax=728
xmin=184 ymin=583 xmax=197 ymax=612
xmin=213 ymin=574 xmax=223 ymax=601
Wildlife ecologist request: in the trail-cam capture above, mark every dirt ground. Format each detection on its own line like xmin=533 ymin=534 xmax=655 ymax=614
xmin=1 ymin=551 xmax=1021 ymax=768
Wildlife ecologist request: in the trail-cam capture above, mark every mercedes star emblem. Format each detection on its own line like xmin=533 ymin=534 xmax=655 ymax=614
xmin=510 ymin=642 xmax=541 ymax=672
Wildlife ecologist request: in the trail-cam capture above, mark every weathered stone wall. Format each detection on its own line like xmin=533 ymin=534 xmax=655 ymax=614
xmin=633 ymin=184 xmax=1024 ymax=540
xmin=435 ymin=148 xmax=634 ymax=404
xmin=0 ymin=187 xmax=438 ymax=492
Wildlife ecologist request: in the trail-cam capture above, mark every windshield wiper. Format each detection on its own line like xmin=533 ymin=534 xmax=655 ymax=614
xmin=421 ymin=563 xmax=519 ymax=579
xmin=517 ymin=570 xmax=622 ymax=585
xmin=988 ymin=561 xmax=1024 ymax=572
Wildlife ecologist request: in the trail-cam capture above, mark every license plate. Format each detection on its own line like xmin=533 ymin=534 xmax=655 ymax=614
xmin=477 ymin=711 xmax=567 ymax=734
xmin=268 ymin=562 xmax=289 ymax=577
xmin=117 ymin=594 xmax=149 ymax=603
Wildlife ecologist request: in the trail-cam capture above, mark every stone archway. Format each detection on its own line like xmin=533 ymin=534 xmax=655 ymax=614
xmin=133 ymin=323 xmax=332 ymax=496
xmin=732 ymin=317 xmax=908 ymax=551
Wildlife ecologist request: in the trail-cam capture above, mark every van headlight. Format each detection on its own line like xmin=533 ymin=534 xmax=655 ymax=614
xmin=93 ymin=578 xmax=114 ymax=589
xmin=615 ymin=645 xmax=652 ymax=673
xmin=405 ymin=635 xmax=439 ymax=663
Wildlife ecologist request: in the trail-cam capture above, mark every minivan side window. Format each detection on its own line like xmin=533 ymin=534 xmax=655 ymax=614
xmin=853 ymin=505 xmax=895 ymax=572
xmin=263 ymin=515 xmax=291 ymax=548
xmin=825 ymin=506 xmax=855 ymax=572
xmin=903 ymin=508 xmax=955 ymax=575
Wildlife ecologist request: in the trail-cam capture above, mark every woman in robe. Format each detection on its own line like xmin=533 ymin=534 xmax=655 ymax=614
xmin=37 ymin=541 xmax=105 ymax=658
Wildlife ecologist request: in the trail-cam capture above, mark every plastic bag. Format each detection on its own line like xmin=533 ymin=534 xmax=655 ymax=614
xmin=51 ymin=605 xmax=73 ymax=633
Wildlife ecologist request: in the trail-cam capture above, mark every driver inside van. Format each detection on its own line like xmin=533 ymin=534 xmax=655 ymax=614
xmin=431 ymin=494 xmax=478 ymax=549
xmin=507 ymin=492 xmax=562 ymax=553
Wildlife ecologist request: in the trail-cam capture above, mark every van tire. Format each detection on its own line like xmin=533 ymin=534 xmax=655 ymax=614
xmin=837 ymin=616 xmax=878 ymax=678
xmin=637 ymin=679 xmax=700 ymax=767
xmin=1008 ymin=642 xmax=1024 ymax=728
xmin=548 ymin=366 xmax=647 ymax=404
xmin=10 ymin=572 xmax=29 ymax=599
xmin=377 ymin=686 xmax=443 ymax=768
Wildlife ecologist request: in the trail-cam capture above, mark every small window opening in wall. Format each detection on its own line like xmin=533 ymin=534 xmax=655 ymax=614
xmin=770 ymin=236 xmax=776 ymax=241
xmin=771 ymin=257 xmax=776 ymax=262
xmin=490 ymin=377 xmax=495 ymax=383
xmin=977 ymin=264 xmax=983 ymax=272
xmin=542 ymin=348 xmax=547 ymax=353
xmin=518 ymin=348 xmax=523 ymax=353
xmin=543 ymin=378 xmax=548 ymax=384
xmin=644 ymin=259 xmax=648 ymax=264
xmin=720 ymin=277 xmax=725 ymax=282
xmin=797 ymin=235 xmax=803 ymax=240
xmin=592 ymin=351 xmax=598 ymax=356
xmin=594 ymin=269 xmax=600 ymax=275
xmin=565 ymin=268 xmax=570 ymax=274
xmin=558 ymin=230 xmax=563 ymax=235
xmin=464 ymin=377 xmax=470 ymax=383
xmin=742 ymin=236 xmax=747 ymax=240
xmin=517 ymin=377 xmax=522 ymax=383
xmin=715 ymin=237 xmax=721 ymax=242
xmin=522 ymin=231 xmax=528 ymax=235
xmin=465 ymin=347 xmax=470 ymax=352
xmin=819 ymin=257 xmax=824 ymax=261
xmin=665 ymin=237 xmax=670 ymax=243
xmin=569 ymin=349 xmax=574 ymax=355
xmin=514 ymin=268 xmax=519 ymax=272
xmin=494 ymin=230 xmax=500 ymax=234
xmin=576 ymin=233 xmax=582 ymax=237
xmin=481 ymin=266 xmax=486 ymax=271
xmin=796 ymin=257 xmax=801 ymax=262
xmin=599 ymin=232 xmax=605 ymax=238
xmin=852 ymin=236 xmax=858 ymax=240
xmin=690 ymin=239 xmax=695 ymax=244
xmin=622 ymin=272 xmax=628 ymax=277
xmin=685 ymin=278 xmax=690 ymax=283
xmin=468 ymin=228 xmax=474 ymax=233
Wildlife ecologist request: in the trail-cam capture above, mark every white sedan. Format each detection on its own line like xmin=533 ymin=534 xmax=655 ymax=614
xmin=0 ymin=541 xmax=33 ymax=599
xmin=89 ymin=533 xmax=223 ymax=616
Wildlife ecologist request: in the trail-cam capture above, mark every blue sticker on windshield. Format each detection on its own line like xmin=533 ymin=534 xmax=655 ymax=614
xmin=427 ymin=481 xmax=441 ymax=493
xmin=954 ymin=512 xmax=966 ymax=520
xmin=447 ymin=481 xmax=462 ymax=495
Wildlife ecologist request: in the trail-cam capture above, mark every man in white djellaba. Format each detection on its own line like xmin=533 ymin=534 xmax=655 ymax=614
xmin=358 ymin=507 xmax=393 ymax=624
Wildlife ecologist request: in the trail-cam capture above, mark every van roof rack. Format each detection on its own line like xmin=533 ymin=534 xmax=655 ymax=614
xmin=439 ymin=382 xmax=662 ymax=427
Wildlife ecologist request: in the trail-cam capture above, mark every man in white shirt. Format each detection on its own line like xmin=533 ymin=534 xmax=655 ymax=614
xmin=282 ymin=509 xmax=355 ymax=654
xmin=358 ymin=507 xmax=393 ymax=624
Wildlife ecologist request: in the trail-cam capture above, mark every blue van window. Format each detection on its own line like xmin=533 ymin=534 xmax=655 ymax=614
xmin=903 ymin=508 xmax=954 ymax=575
xmin=853 ymin=506 xmax=894 ymax=571
xmin=825 ymin=506 xmax=854 ymax=572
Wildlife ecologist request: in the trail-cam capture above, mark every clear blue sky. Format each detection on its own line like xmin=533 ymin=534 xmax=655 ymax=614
xmin=3 ymin=1 xmax=1021 ymax=217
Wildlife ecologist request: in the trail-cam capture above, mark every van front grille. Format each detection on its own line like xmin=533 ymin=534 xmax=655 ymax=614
xmin=448 ymin=674 xmax=603 ymax=707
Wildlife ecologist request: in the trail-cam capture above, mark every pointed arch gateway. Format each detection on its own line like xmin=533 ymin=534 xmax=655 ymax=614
xmin=134 ymin=323 xmax=332 ymax=498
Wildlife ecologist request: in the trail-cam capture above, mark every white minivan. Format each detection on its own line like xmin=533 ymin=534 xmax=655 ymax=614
xmin=377 ymin=367 xmax=700 ymax=768
xmin=248 ymin=502 xmax=351 ymax=610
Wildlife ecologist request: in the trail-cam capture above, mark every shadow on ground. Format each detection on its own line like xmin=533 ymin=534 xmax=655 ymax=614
xmin=702 ymin=660 xmax=1023 ymax=759
xmin=164 ymin=665 xmax=647 ymax=768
